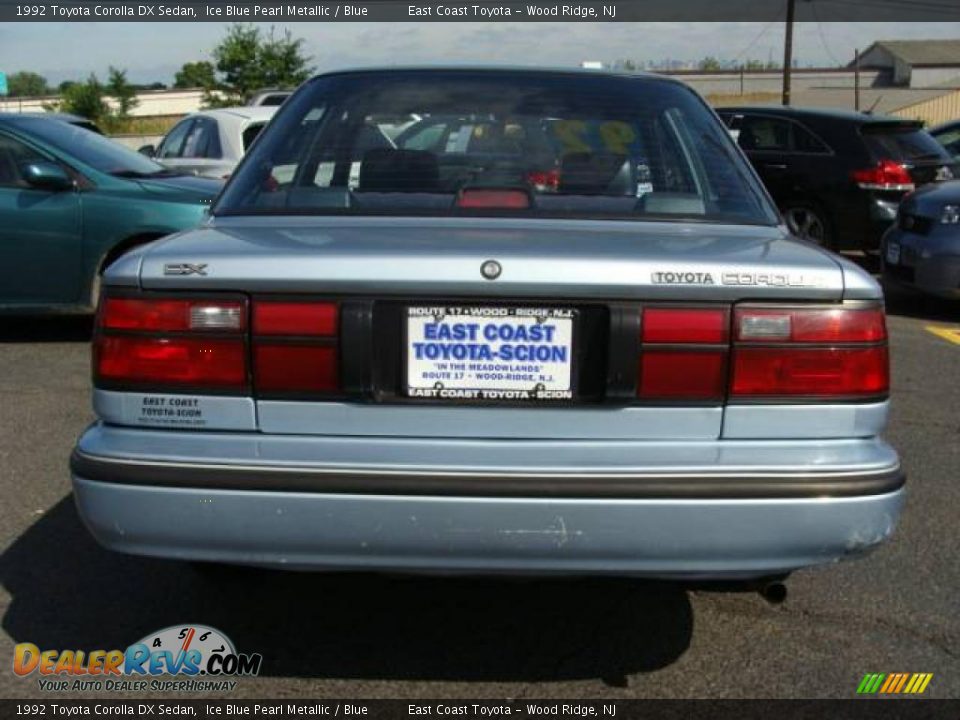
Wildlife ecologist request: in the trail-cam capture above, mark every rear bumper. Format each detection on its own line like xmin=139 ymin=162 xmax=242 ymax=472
xmin=71 ymin=423 xmax=905 ymax=577
xmin=882 ymin=228 xmax=960 ymax=299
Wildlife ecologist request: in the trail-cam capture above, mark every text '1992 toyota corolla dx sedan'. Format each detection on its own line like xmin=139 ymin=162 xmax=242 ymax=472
xmin=70 ymin=68 xmax=904 ymax=580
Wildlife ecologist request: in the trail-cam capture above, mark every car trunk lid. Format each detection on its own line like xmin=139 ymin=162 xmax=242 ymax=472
xmin=138 ymin=216 xmax=844 ymax=301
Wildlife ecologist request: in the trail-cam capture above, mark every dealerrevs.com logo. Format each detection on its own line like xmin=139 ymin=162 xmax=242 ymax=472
xmin=13 ymin=624 xmax=262 ymax=692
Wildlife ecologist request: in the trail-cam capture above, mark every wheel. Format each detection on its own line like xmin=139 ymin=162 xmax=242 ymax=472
xmin=783 ymin=203 xmax=833 ymax=249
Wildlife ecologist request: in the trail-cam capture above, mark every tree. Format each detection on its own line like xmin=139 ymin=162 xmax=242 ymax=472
xmin=59 ymin=75 xmax=110 ymax=124
xmin=53 ymin=68 xmax=139 ymax=132
xmin=6 ymin=71 xmax=50 ymax=98
xmin=697 ymin=56 xmax=723 ymax=71
xmin=174 ymin=61 xmax=216 ymax=90
xmin=107 ymin=66 xmax=139 ymax=119
xmin=204 ymin=24 xmax=313 ymax=106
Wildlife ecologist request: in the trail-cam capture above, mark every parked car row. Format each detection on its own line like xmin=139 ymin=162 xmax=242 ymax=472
xmin=4 ymin=80 xmax=960 ymax=316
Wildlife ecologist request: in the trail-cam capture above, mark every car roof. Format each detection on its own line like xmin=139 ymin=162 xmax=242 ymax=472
xmin=718 ymin=105 xmax=922 ymax=126
xmin=930 ymin=119 xmax=960 ymax=134
xmin=309 ymin=65 xmax=691 ymax=88
xmin=9 ymin=111 xmax=90 ymax=124
xmin=190 ymin=106 xmax=279 ymax=122
xmin=0 ymin=111 xmax=93 ymax=125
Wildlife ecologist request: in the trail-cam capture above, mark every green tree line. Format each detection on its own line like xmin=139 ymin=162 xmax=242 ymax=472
xmin=5 ymin=23 xmax=313 ymax=125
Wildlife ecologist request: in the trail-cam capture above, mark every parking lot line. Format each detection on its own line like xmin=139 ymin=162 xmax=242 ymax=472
xmin=925 ymin=326 xmax=960 ymax=346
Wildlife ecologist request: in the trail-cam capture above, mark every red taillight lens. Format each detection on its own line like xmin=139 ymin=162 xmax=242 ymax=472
xmin=251 ymin=300 xmax=340 ymax=396
xmin=735 ymin=307 xmax=886 ymax=343
xmin=254 ymin=345 xmax=338 ymax=393
xmin=643 ymin=308 xmax=729 ymax=343
xmin=638 ymin=307 xmax=729 ymax=400
xmin=731 ymin=346 xmax=889 ymax=397
xmin=731 ymin=304 xmax=889 ymax=399
xmin=253 ymin=301 xmax=338 ymax=336
xmin=851 ymin=160 xmax=914 ymax=190
xmin=96 ymin=336 xmax=247 ymax=389
xmin=101 ymin=298 xmax=245 ymax=332
xmin=95 ymin=295 xmax=248 ymax=391
xmin=640 ymin=351 xmax=726 ymax=400
xmin=457 ymin=188 xmax=531 ymax=209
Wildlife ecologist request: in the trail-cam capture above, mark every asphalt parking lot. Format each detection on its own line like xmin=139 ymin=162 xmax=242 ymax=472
xmin=1 ymin=284 xmax=958 ymax=700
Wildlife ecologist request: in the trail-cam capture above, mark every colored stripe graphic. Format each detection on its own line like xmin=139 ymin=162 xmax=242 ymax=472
xmin=857 ymin=673 xmax=933 ymax=695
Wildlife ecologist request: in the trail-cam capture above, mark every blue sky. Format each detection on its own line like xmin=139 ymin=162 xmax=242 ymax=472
xmin=1 ymin=22 xmax=959 ymax=85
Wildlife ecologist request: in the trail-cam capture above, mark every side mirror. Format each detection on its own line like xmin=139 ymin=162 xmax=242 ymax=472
xmin=21 ymin=161 xmax=75 ymax=192
xmin=138 ymin=145 xmax=156 ymax=157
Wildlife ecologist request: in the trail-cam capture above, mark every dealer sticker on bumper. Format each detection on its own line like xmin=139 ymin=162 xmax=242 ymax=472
xmin=407 ymin=306 xmax=574 ymax=401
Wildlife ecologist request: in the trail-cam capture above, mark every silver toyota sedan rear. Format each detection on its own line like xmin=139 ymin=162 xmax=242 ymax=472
xmin=71 ymin=68 xmax=904 ymax=579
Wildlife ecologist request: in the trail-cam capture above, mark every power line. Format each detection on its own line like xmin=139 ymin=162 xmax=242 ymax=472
xmin=817 ymin=0 xmax=960 ymax=13
xmin=730 ymin=18 xmax=783 ymax=65
xmin=810 ymin=3 xmax=844 ymax=66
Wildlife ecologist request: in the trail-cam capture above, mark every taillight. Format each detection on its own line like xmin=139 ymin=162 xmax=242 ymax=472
xmin=851 ymin=160 xmax=914 ymax=191
xmin=638 ymin=307 xmax=729 ymax=401
xmin=95 ymin=295 xmax=248 ymax=392
xmin=731 ymin=305 xmax=888 ymax=399
xmin=251 ymin=300 xmax=340 ymax=396
xmin=97 ymin=337 xmax=247 ymax=388
xmin=457 ymin=188 xmax=531 ymax=209
xmin=526 ymin=169 xmax=560 ymax=193
xmin=101 ymin=297 xmax=245 ymax=332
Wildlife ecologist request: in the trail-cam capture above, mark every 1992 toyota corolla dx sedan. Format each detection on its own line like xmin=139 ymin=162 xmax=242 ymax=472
xmin=70 ymin=68 xmax=904 ymax=579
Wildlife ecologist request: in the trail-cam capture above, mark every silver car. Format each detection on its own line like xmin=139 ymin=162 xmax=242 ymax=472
xmin=141 ymin=106 xmax=278 ymax=179
xmin=71 ymin=68 xmax=904 ymax=580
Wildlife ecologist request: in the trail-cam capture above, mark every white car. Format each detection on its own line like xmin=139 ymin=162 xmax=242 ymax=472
xmin=140 ymin=106 xmax=278 ymax=179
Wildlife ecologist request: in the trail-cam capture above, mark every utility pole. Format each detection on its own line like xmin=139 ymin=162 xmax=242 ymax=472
xmin=782 ymin=0 xmax=796 ymax=106
xmin=854 ymin=47 xmax=861 ymax=111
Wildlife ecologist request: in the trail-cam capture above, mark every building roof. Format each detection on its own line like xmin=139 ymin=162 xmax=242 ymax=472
xmin=861 ymin=40 xmax=960 ymax=68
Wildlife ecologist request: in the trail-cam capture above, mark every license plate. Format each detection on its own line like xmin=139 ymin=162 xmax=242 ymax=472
xmin=886 ymin=241 xmax=901 ymax=265
xmin=406 ymin=306 xmax=575 ymax=401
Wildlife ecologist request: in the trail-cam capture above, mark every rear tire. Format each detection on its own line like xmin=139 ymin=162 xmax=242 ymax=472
xmin=783 ymin=202 xmax=834 ymax=250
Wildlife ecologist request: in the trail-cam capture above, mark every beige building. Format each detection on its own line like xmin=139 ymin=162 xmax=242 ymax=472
xmin=852 ymin=39 xmax=960 ymax=88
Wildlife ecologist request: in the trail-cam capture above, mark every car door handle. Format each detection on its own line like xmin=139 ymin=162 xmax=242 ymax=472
xmin=763 ymin=163 xmax=788 ymax=170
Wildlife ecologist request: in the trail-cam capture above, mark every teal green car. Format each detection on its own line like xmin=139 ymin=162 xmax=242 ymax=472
xmin=0 ymin=115 xmax=222 ymax=311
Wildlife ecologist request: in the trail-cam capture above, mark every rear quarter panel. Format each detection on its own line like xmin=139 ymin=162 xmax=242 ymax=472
xmin=79 ymin=189 xmax=209 ymax=301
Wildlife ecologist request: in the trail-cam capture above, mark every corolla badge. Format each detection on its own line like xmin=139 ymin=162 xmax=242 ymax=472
xmin=481 ymin=259 xmax=502 ymax=280
xmin=935 ymin=165 xmax=954 ymax=182
xmin=164 ymin=263 xmax=208 ymax=276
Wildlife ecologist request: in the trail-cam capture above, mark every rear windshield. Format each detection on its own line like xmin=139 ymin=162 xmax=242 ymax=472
xmin=242 ymin=122 xmax=266 ymax=151
xmin=862 ymin=125 xmax=951 ymax=163
xmin=215 ymin=71 xmax=777 ymax=225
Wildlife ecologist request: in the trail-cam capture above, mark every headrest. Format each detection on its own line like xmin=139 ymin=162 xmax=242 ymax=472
xmin=358 ymin=148 xmax=439 ymax=192
xmin=558 ymin=153 xmax=631 ymax=195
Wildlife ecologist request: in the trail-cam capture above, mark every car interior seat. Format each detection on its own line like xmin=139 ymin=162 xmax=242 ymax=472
xmin=737 ymin=127 xmax=758 ymax=151
xmin=357 ymin=148 xmax=440 ymax=192
xmin=0 ymin=147 xmax=21 ymax=187
xmin=558 ymin=153 xmax=633 ymax=195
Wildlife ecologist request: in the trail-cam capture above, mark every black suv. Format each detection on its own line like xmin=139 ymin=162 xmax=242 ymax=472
xmin=717 ymin=106 xmax=957 ymax=251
